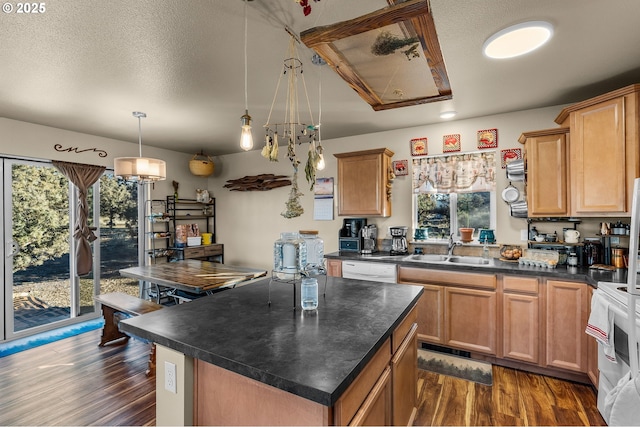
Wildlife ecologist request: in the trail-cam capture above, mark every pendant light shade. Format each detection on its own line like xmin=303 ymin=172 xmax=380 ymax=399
xmin=114 ymin=112 xmax=166 ymax=181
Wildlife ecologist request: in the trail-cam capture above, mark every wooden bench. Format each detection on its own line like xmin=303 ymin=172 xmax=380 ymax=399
xmin=94 ymin=292 xmax=163 ymax=376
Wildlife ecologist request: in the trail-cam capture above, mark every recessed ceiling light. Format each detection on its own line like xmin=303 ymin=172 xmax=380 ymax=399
xmin=440 ymin=111 xmax=457 ymax=119
xmin=483 ymin=21 xmax=553 ymax=59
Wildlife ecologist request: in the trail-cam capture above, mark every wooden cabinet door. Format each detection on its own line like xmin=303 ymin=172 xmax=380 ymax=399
xmin=416 ymin=284 xmax=444 ymax=344
xmin=326 ymin=259 xmax=342 ymax=277
xmin=348 ymin=367 xmax=392 ymax=426
xmin=503 ymin=293 xmax=539 ymax=364
xmin=570 ymin=97 xmax=626 ymax=214
xmin=391 ymin=324 xmax=417 ymax=427
xmin=546 ymin=280 xmax=588 ymax=372
xmin=335 ymin=148 xmax=393 ymax=217
xmin=444 ymin=287 xmax=497 ymax=355
xmin=522 ymin=128 xmax=569 ymax=216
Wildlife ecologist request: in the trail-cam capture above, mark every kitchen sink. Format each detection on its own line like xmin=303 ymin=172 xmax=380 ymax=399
xmin=447 ymin=256 xmax=494 ymax=266
xmin=403 ymin=254 xmax=450 ymax=262
xmin=402 ymin=254 xmax=494 ymax=266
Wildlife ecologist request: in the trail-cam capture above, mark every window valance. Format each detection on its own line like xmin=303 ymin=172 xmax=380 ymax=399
xmin=412 ymin=151 xmax=496 ymax=194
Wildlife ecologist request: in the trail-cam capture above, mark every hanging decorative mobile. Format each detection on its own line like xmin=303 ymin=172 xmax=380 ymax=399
xmin=263 ymin=30 xmax=321 ymax=219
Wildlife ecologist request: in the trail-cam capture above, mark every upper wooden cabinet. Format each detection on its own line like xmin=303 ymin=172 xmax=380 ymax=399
xmin=519 ymin=128 xmax=570 ymax=217
xmin=334 ymin=148 xmax=394 ymax=217
xmin=555 ymin=84 xmax=640 ymax=216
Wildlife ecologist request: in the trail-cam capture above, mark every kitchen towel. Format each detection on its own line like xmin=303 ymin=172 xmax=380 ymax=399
xmin=605 ymin=372 xmax=640 ymax=426
xmin=585 ymin=289 xmax=617 ymax=363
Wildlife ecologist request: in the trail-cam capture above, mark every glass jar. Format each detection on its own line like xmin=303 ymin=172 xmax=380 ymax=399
xmin=299 ymin=230 xmax=324 ymax=271
xmin=301 ymin=277 xmax=318 ymax=310
xmin=273 ymin=232 xmax=307 ymax=273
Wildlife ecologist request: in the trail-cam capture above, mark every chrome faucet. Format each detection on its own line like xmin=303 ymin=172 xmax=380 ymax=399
xmin=448 ymin=233 xmax=462 ymax=256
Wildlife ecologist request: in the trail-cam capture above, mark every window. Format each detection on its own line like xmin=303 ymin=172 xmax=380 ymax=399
xmin=412 ymin=151 xmax=497 ymax=241
xmin=415 ymin=192 xmax=496 ymax=240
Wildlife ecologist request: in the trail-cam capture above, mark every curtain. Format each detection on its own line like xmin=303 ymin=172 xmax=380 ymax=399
xmin=52 ymin=161 xmax=106 ymax=276
xmin=412 ymin=151 xmax=497 ymax=194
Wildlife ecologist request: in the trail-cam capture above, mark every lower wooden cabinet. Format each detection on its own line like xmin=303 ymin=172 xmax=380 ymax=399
xmin=546 ymin=280 xmax=588 ymax=372
xmin=502 ymin=276 xmax=540 ymax=364
xmin=326 ymin=259 xmax=342 ymax=277
xmin=391 ymin=324 xmax=417 ymax=427
xmin=445 ymin=287 xmax=497 ymax=355
xmin=348 ymin=368 xmax=392 ymax=426
xmin=397 ymin=267 xmax=497 ymax=356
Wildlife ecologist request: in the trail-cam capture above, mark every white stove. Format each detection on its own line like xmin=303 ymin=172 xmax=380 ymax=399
xmin=595 ymin=281 xmax=640 ymax=423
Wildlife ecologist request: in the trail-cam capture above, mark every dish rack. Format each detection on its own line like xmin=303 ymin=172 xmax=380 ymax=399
xmin=518 ymin=249 xmax=560 ymax=268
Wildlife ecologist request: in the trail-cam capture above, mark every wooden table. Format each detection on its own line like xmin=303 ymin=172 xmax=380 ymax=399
xmin=120 ymin=260 xmax=268 ymax=302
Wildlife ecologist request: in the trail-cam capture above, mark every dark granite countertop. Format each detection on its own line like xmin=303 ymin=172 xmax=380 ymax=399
xmin=326 ymin=251 xmax=629 ymax=286
xmin=119 ymin=276 xmax=422 ymax=406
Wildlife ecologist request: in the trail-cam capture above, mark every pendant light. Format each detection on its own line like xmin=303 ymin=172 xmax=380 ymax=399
xmin=114 ymin=112 xmax=166 ymax=181
xmin=239 ymin=0 xmax=253 ymax=151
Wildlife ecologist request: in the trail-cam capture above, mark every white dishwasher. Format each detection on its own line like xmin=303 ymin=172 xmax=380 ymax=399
xmin=341 ymin=260 xmax=397 ymax=283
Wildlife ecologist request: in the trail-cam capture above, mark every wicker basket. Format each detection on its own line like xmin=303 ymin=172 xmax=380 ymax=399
xmin=189 ymin=152 xmax=215 ymax=177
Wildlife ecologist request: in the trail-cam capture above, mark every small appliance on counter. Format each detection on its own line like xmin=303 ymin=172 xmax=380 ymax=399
xmin=361 ymin=225 xmax=378 ymax=254
xmin=339 ymin=218 xmax=367 ymax=252
xmin=389 ymin=226 xmax=408 ymax=255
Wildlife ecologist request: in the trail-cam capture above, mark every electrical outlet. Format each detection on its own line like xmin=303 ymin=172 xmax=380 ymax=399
xmin=520 ymin=229 xmax=528 ymax=241
xmin=164 ymin=361 xmax=177 ymax=394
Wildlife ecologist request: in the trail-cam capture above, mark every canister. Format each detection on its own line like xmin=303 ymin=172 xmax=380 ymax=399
xmin=611 ymin=248 xmax=626 ymax=269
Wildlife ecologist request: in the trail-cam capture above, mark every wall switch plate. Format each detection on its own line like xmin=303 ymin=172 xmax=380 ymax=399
xmin=520 ymin=229 xmax=528 ymax=241
xmin=164 ymin=361 xmax=177 ymax=394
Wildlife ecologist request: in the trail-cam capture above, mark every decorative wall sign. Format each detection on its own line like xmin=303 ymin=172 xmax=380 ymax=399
xmin=54 ymin=144 xmax=107 ymax=158
xmin=500 ymin=148 xmax=522 ymax=168
xmin=477 ymin=129 xmax=498 ymax=149
xmin=410 ymin=137 xmax=428 ymax=156
xmin=442 ymin=134 xmax=461 ymax=153
xmin=392 ymin=160 xmax=409 ymax=176
xmin=223 ymin=174 xmax=291 ymax=191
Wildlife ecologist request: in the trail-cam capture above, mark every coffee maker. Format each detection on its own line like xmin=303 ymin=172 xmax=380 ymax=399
xmin=390 ymin=226 xmax=408 ymax=255
xmin=361 ymin=225 xmax=378 ymax=254
xmin=339 ymin=218 xmax=367 ymax=252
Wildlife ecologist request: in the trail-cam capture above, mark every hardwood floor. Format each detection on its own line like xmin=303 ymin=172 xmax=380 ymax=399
xmin=415 ymin=365 xmax=606 ymax=426
xmin=0 ymin=329 xmax=605 ymax=426
xmin=0 ymin=329 xmax=155 ymax=426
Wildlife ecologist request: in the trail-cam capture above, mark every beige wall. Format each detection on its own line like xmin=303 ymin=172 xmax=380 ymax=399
xmin=0 ymin=117 xmax=205 ymax=197
xmin=209 ymin=105 xmax=572 ymax=270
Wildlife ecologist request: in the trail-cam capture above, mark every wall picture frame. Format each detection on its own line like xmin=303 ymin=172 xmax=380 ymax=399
xmin=501 ymin=148 xmax=522 ymax=168
xmin=477 ymin=128 xmax=498 ymax=149
xmin=393 ymin=160 xmax=409 ymax=176
xmin=410 ymin=137 xmax=428 ymax=156
xmin=443 ymin=134 xmax=461 ymax=152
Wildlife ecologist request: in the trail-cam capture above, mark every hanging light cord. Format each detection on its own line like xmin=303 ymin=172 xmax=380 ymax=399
xmin=137 ymin=114 xmax=143 ymax=157
xmin=317 ymin=65 xmax=322 ymax=143
xmin=243 ymin=0 xmax=249 ymax=113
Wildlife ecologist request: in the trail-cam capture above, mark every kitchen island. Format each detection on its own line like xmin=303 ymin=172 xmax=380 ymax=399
xmin=120 ymin=276 xmax=422 ymax=426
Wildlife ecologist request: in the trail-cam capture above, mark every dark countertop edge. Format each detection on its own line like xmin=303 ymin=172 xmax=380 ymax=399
xmin=326 ymin=251 xmax=628 ymax=287
xmin=120 ymin=283 xmax=423 ymax=407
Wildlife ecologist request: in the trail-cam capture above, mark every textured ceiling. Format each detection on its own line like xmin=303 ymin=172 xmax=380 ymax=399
xmin=1 ymin=0 xmax=640 ymax=156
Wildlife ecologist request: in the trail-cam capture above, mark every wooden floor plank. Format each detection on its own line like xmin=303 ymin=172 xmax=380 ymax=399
xmin=0 ymin=329 xmax=606 ymax=426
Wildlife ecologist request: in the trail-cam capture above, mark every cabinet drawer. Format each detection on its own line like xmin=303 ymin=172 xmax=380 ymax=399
xmin=503 ymin=276 xmax=538 ymax=294
xmin=398 ymin=267 xmax=496 ymax=290
xmin=183 ymin=247 xmax=205 ymax=258
xmin=204 ymin=244 xmax=223 ymax=256
xmin=392 ymin=305 xmax=417 ymax=354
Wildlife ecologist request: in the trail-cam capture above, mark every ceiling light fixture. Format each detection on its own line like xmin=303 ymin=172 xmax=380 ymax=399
xmin=314 ymin=53 xmax=326 ymax=171
xmin=114 ymin=112 xmax=166 ymax=181
xmin=483 ymin=21 xmax=553 ymax=59
xmin=440 ymin=111 xmax=457 ymax=119
xmin=239 ymin=0 xmax=253 ymax=151
xmin=263 ymin=30 xmax=319 ymax=218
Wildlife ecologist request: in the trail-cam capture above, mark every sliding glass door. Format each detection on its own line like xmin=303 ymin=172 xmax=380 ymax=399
xmin=3 ymin=159 xmax=73 ymax=337
xmin=2 ymin=158 xmax=141 ymax=342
